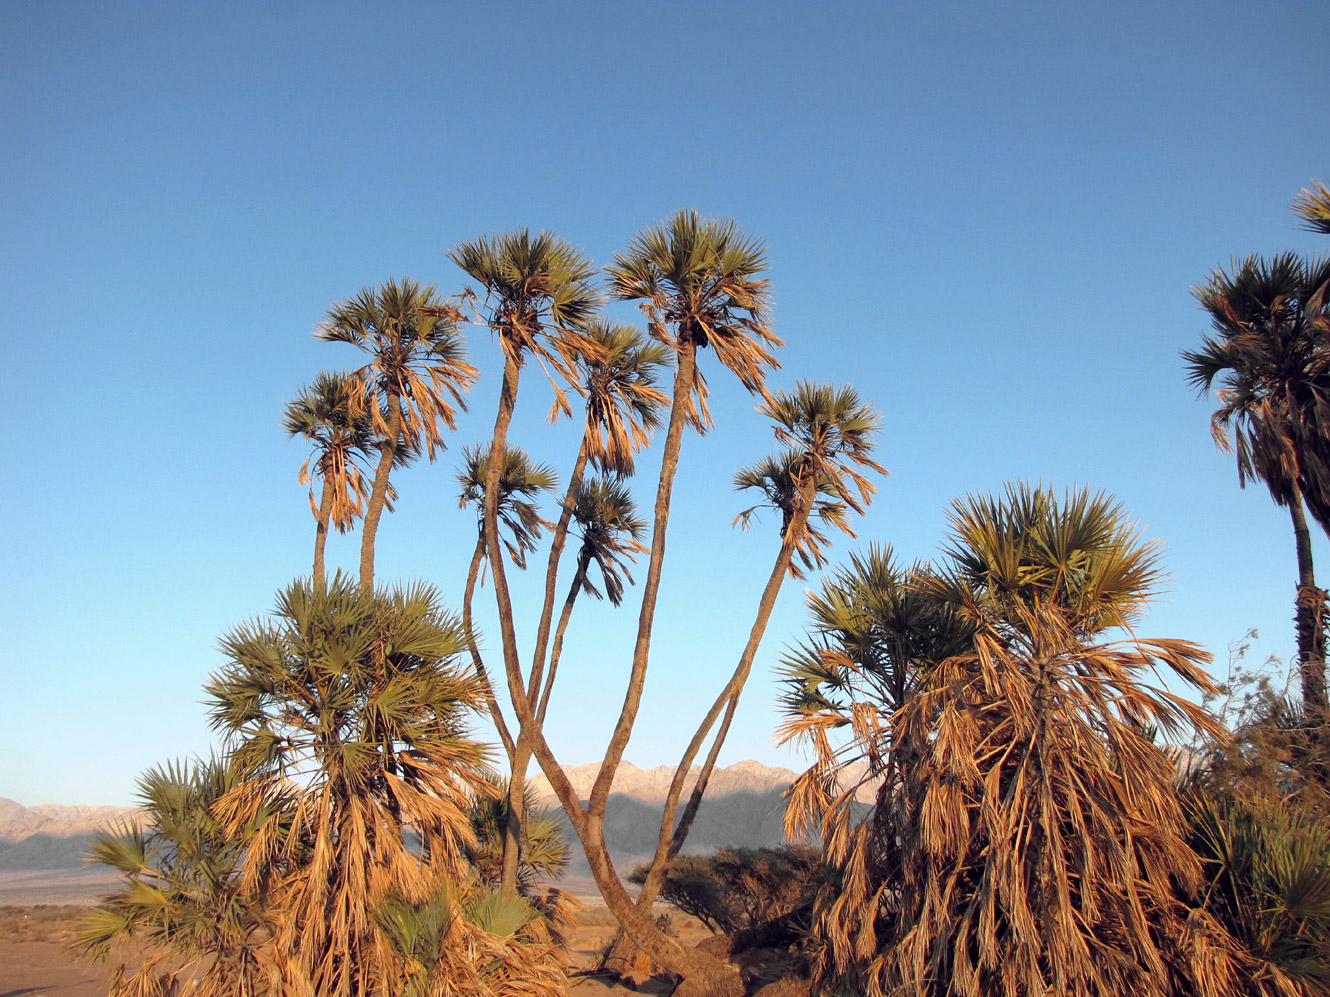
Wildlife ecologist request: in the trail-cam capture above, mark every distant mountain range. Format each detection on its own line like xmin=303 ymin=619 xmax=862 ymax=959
xmin=0 ymin=760 xmax=862 ymax=900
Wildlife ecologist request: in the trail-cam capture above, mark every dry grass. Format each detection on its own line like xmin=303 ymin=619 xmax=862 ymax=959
xmin=0 ymin=904 xmax=89 ymax=942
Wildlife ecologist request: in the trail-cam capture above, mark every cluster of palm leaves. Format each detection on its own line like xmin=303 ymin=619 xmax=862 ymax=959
xmin=79 ymin=577 xmax=571 ymax=997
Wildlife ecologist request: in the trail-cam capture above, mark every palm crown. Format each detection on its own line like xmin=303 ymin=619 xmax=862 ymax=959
xmin=607 ymin=209 xmax=782 ymax=429
xmin=450 ymin=229 xmax=602 ymax=419
xmin=577 ymin=319 xmax=671 ymax=475
xmin=568 ymin=476 xmax=649 ymax=606
xmin=1184 ymin=252 xmax=1330 ymax=532
xmin=456 ymin=444 xmax=559 ymax=570
xmin=282 ymin=369 xmax=379 ymax=534
xmin=317 ymin=277 xmax=477 ymax=460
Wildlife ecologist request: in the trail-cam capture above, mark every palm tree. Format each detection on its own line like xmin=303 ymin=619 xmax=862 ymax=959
xmin=488 ymin=212 xmax=780 ymax=992
xmin=449 ymin=229 xmax=600 ymax=891
xmin=455 ymin=444 xmax=558 ymax=761
xmin=1183 ymin=788 xmax=1330 ymax=996
xmin=204 ymin=575 xmax=494 ymax=997
xmin=317 ymin=278 xmax=478 ymax=593
xmin=782 ymin=485 xmax=1233 ymax=997
xmin=1295 ymin=179 xmax=1330 ymax=235
xmin=525 ymin=319 xmax=669 ymax=732
xmin=1184 ymin=253 xmax=1330 ymax=713
xmin=78 ymin=757 xmax=281 ymax=997
xmin=535 ymin=476 xmax=648 ymax=726
xmin=281 ymin=370 xmax=380 ymax=583
xmin=621 ymin=382 xmax=883 ymax=944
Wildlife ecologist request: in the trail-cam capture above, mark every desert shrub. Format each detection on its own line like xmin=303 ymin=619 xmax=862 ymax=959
xmin=630 ymin=845 xmax=826 ymax=935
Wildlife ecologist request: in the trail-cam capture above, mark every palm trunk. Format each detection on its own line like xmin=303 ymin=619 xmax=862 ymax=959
xmin=358 ymin=392 xmax=402 ymax=594
xmin=481 ymin=353 xmax=532 ymax=893
xmin=498 ymin=675 xmax=743 ymax=996
xmin=1290 ymin=491 xmax=1328 ymax=713
xmin=500 ymin=440 xmax=590 ymax=890
xmin=610 ymin=503 xmax=801 ymax=967
xmin=589 ymin=339 xmax=698 ymax=814
xmin=464 ymin=534 xmax=515 ymax=762
xmin=490 ymin=340 xmax=742 ymax=993
xmin=538 ymin=562 xmax=586 ymax=726
xmin=313 ymin=473 xmax=334 ymax=584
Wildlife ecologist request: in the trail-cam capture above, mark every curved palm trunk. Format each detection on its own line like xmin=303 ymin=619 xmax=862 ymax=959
xmin=358 ymin=392 xmax=402 ymax=594
xmin=497 ymin=665 xmax=744 ymax=996
xmin=1290 ymin=491 xmax=1328 ymax=714
xmin=608 ymin=507 xmax=801 ymax=969
xmin=500 ymin=440 xmax=590 ymax=889
xmin=463 ymin=534 xmax=515 ymax=762
xmin=538 ymin=560 xmax=587 ymax=726
xmin=312 ymin=473 xmax=334 ymax=584
xmin=480 ymin=353 xmax=533 ymax=893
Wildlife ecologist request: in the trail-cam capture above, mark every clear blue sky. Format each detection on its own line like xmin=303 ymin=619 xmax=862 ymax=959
xmin=3 ymin=1 xmax=1328 ymax=806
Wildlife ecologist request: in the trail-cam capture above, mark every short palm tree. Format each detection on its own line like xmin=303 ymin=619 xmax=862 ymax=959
xmin=282 ymin=370 xmax=380 ymax=583
xmin=205 ymin=575 xmax=494 ymax=997
xmin=1183 ymin=787 xmax=1330 ymax=996
xmin=1184 ymin=253 xmax=1330 ymax=712
xmin=317 ymin=278 xmax=478 ymax=593
xmin=78 ymin=757 xmax=281 ymax=997
xmin=783 ymin=485 xmax=1233 ymax=997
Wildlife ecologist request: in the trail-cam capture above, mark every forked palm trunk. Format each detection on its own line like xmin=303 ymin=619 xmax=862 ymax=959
xmin=312 ymin=473 xmax=334 ymax=584
xmin=495 ymin=339 xmax=744 ymax=993
xmin=358 ymin=392 xmax=402 ymax=594
xmin=608 ymin=493 xmax=803 ymax=967
xmin=500 ymin=440 xmax=590 ymax=890
xmin=1290 ymin=491 xmax=1328 ymax=715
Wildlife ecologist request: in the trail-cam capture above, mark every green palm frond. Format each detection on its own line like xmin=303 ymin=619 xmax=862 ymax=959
xmin=456 ymin=444 xmax=558 ymax=570
xmin=317 ymin=277 xmax=477 ymax=461
xmin=450 ymin=229 xmax=602 ymax=420
xmin=1294 ymin=179 xmax=1330 ymax=236
xmin=607 ymin=209 xmax=781 ymax=430
xmin=577 ymin=319 xmax=671 ymax=475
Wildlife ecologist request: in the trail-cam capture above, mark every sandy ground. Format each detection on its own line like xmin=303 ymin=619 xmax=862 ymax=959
xmin=0 ymin=900 xmax=724 ymax=997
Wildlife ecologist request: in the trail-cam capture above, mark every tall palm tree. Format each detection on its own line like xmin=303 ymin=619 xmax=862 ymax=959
xmin=589 ymin=209 xmax=780 ymax=830
xmin=488 ymin=212 xmax=780 ymax=992
xmin=317 ymin=278 xmax=478 ymax=593
xmin=205 ymin=575 xmax=494 ymax=997
xmin=282 ymin=370 xmax=380 ymax=583
xmin=1295 ymin=179 xmax=1330 ymax=235
xmin=782 ymin=485 xmax=1233 ymax=997
xmin=455 ymin=444 xmax=558 ymax=762
xmin=1184 ymin=253 xmax=1330 ymax=713
xmin=449 ymin=230 xmax=600 ymax=891
xmin=622 ymin=382 xmax=883 ymax=939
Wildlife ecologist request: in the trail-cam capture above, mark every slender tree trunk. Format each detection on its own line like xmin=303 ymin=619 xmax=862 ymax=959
xmin=358 ymin=393 xmax=402 ymax=594
xmin=538 ymin=564 xmax=586 ymax=725
xmin=498 ymin=668 xmax=744 ymax=996
xmin=313 ymin=473 xmax=334 ymax=584
xmin=1290 ymin=491 xmax=1328 ymax=713
xmin=500 ymin=440 xmax=590 ymax=889
xmin=589 ymin=339 xmax=698 ymax=814
xmin=607 ymin=512 xmax=800 ymax=970
xmin=463 ymin=534 xmax=515 ymax=762
xmin=481 ymin=353 xmax=531 ymax=893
